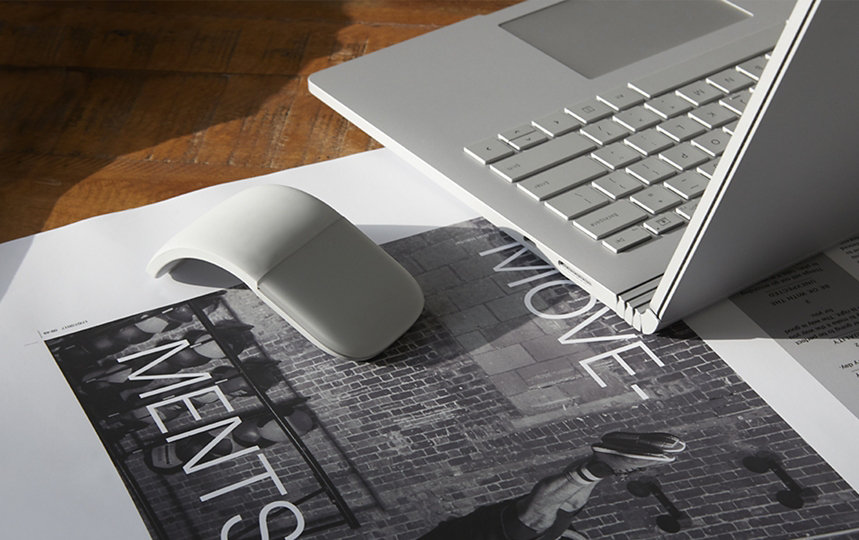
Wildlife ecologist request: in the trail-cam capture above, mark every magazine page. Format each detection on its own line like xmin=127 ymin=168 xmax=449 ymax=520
xmin=687 ymin=238 xmax=859 ymax=503
xmin=731 ymin=239 xmax=859 ymax=418
xmin=32 ymin=222 xmax=859 ymax=538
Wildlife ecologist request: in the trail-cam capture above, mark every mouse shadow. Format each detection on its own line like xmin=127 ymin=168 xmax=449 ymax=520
xmin=165 ymin=259 xmax=243 ymax=290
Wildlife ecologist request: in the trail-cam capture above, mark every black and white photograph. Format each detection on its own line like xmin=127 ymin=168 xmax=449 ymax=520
xmin=47 ymin=219 xmax=859 ymax=539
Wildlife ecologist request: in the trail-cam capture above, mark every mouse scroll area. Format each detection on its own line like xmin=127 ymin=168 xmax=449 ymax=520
xmin=148 ymin=184 xmax=424 ymax=361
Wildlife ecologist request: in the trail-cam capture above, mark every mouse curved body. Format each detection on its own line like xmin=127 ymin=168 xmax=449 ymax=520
xmin=148 ymin=184 xmax=424 ymax=361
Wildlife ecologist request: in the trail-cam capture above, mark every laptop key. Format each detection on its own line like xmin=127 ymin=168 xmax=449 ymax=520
xmin=736 ymin=54 xmax=768 ymax=81
xmin=507 ymin=130 xmax=549 ymax=151
xmin=580 ymin=118 xmax=630 ymax=145
xmin=591 ymin=142 xmax=641 ymax=170
xmin=566 ymin=99 xmax=613 ymax=124
xmin=545 ymin=185 xmax=609 ymax=220
xmin=518 ymin=156 xmax=606 ymax=200
xmin=676 ymin=80 xmax=723 ymax=106
xmin=464 ymin=137 xmax=515 ymax=165
xmin=659 ymin=142 xmax=710 ymax=171
xmin=644 ymin=94 xmax=693 ymax=119
xmin=689 ymin=102 xmax=737 ymax=129
xmin=499 ymin=125 xmax=536 ymax=143
xmin=490 ymin=132 xmax=596 ymax=182
xmin=626 ymin=156 xmax=677 ymax=185
xmin=613 ymin=106 xmax=661 ymax=132
xmin=720 ymin=90 xmax=752 ymax=115
xmin=675 ymin=199 xmax=699 ymax=220
xmin=723 ymin=119 xmax=739 ymax=136
xmin=533 ymin=110 xmax=581 ymax=137
xmin=664 ymin=171 xmax=709 ymax=199
xmin=624 ymin=128 xmax=674 ymax=156
xmin=697 ymin=159 xmax=720 ymax=179
xmin=692 ymin=129 xmax=731 ymax=157
xmin=597 ymin=87 xmax=645 ymax=111
xmin=592 ymin=170 xmax=643 ymax=199
xmin=657 ymin=116 xmax=707 ymax=142
xmin=643 ymin=212 xmax=685 ymax=235
xmin=631 ymin=185 xmax=683 ymax=214
xmin=573 ymin=200 xmax=648 ymax=239
xmin=706 ymin=68 xmax=754 ymax=94
xmin=602 ymin=226 xmax=652 ymax=253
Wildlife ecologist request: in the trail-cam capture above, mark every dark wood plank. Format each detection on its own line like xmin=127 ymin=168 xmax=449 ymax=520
xmin=0 ymin=1 xmax=516 ymax=243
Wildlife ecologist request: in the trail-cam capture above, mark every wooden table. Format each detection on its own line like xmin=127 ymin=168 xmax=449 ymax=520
xmin=0 ymin=1 xmax=515 ymax=244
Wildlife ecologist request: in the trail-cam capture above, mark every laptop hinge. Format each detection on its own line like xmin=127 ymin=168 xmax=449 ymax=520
xmin=618 ymin=275 xmax=662 ymax=332
xmin=638 ymin=308 xmax=662 ymax=334
xmin=618 ymin=275 xmax=662 ymax=305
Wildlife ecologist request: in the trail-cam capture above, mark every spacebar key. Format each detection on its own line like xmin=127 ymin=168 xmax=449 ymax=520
xmin=490 ymin=133 xmax=595 ymax=182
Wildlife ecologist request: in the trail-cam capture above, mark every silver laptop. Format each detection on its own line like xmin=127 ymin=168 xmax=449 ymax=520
xmin=309 ymin=0 xmax=859 ymax=333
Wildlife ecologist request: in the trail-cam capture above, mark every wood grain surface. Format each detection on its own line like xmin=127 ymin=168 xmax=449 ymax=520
xmin=0 ymin=1 xmax=515 ymax=243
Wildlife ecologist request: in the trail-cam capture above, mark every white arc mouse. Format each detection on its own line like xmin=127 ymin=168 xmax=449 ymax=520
xmin=147 ymin=184 xmax=424 ymax=361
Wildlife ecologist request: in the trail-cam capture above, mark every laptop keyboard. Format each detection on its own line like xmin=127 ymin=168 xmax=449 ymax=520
xmin=464 ymin=52 xmax=769 ymax=254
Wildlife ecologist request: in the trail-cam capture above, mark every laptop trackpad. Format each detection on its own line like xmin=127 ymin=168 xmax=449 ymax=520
xmin=500 ymin=0 xmax=749 ymax=79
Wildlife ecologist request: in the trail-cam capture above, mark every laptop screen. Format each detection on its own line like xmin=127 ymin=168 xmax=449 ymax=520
xmin=500 ymin=0 xmax=749 ymax=78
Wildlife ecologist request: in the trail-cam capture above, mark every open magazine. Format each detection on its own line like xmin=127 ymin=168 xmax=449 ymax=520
xmin=42 ymin=218 xmax=859 ymax=538
xmin=3 ymin=149 xmax=858 ymax=538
